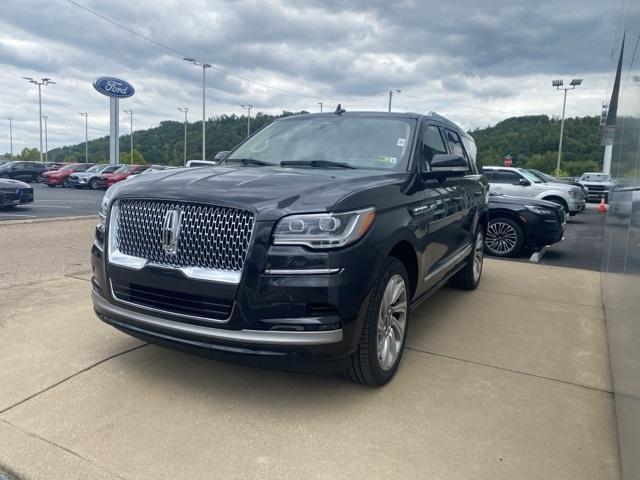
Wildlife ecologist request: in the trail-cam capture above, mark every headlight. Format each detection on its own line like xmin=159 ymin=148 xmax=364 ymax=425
xmin=273 ymin=208 xmax=376 ymax=249
xmin=525 ymin=205 xmax=554 ymax=216
xmin=99 ymin=188 xmax=114 ymax=224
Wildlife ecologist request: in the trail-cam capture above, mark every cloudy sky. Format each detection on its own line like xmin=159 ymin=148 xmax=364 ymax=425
xmin=0 ymin=0 xmax=623 ymax=154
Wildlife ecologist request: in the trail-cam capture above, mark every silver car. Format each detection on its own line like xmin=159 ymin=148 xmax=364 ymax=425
xmin=69 ymin=164 xmax=120 ymax=189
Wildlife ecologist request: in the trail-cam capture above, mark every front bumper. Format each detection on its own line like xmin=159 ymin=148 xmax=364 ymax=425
xmin=567 ymin=197 xmax=586 ymax=213
xmin=0 ymin=188 xmax=33 ymax=206
xmin=69 ymin=176 xmax=89 ymax=187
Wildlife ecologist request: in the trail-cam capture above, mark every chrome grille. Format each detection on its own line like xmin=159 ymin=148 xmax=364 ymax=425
xmin=113 ymin=199 xmax=254 ymax=272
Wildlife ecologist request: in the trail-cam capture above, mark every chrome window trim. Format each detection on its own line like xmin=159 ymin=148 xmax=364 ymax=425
xmin=109 ymin=280 xmax=231 ymax=324
xmin=94 ymin=288 xmax=342 ymax=345
xmin=264 ymin=268 xmax=343 ymax=275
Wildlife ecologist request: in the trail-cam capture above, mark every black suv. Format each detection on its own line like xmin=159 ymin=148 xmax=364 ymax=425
xmin=0 ymin=161 xmax=46 ymax=182
xmin=91 ymin=111 xmax=488 ymax=385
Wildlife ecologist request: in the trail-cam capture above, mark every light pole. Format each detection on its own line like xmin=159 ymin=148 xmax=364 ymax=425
xmin=78 ymin=113 xmax=88 ymax=163
xmin=388 ymin=89 xmax=401 ymax=112
xmin=42 ymin=115 xmax=48 ymax=161
xmin=123 ymin=110 xmax=133 ymax=164
xmin=241 ymin=104 xmax=253 ymax=137
xmin=552 ymin=78 xmax=582 ymax=176
xmin=178 ymin=107 xmax=189 ymax=166
xmin=318 ymin=102 xmax=323 ymax=112
xmin=183 ymin=58 xmax=211 ymax=160
xmin=23 ymin=77 xmax=54 ymax=162
xmin=7 ymin=117 xmax=13 ymax=160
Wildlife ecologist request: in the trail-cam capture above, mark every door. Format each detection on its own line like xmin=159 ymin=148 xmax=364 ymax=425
xmin=416 ymin=124 xmax=469 ymax=289
xmin=491 ymin=169 xmax=533 ymax=198
xmin=12 ymin=162 xmax=29 ymax=181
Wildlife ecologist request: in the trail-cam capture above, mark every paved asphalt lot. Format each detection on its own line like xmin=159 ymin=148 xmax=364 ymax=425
xmin=0 ymin=183 xmax=104 ymax=221
xmin=0 ymin=217 xmax=620 ymax=480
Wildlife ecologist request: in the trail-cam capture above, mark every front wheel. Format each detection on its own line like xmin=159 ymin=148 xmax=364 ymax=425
xmin=484 ymin=218 xmax=523 ymax=258
xmin=62 ymin=178 xmax=71 ymax=188
xmin=343 ymin=258 xmax=409 ymax=386
xmin=90 ymin=178 xmax=99 ymax=190
xmin=450 ymin=227 xmax=485 ymax=290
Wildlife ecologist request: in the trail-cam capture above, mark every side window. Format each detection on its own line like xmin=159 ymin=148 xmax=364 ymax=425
xmin=15 ymin=162 xmax=27 ymax=170
xmin=483 ymin=170 xmax=495 ymax=182
xmin=445 ymin=130 xmax=473 ymax=173
xmin=461 ymin=135 xmax=479 ymax=173
xmin=494 ymin=171 xmax=522 ymax=184
xmin=420 ymin=125 xmax=447 ymax=169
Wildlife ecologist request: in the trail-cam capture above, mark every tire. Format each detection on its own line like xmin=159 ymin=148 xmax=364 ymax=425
xmin=62 ymin=178 xmax=71 ymax=188
xmin=89 ymin=178 xmax=99 ymax=190
xmin=342 ymin=258 xmax=410 ymax=386
xmin=484 ymin=218 xmax=523 ymax=258
xmin=450 ymin=226 xmax=485 ymax=290
xmin=47 ymin=183 xmax=56 ymax=187
xmin=545 ymin=197 xmax=568 ymax=213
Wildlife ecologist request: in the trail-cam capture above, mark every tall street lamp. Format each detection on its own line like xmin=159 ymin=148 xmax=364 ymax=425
xmin=23 ymin=77 xmax=55 ymax=162
xmin=241 ymin=104 xmax=253 ymax=137
xmin=183 ymin=58 xmax=211 ymax=160
xmin=123 ymin=110 xmax=134 ymax=164
xmin=178 ymin=107 xmax=189 ymax=166
xmin=7 ymin=117 xmax=13 ymax=160
xmin=552 ymin=78 xmax=582 ymax=176
xmin=41 ymin=115 xmax=48 ymax=161
xmin=78 ymin=113 xmax=88 ymax=163
xmin=318 ymin=102 xmax=323 ymax=112
xmin=388 ymin=89 xmax=401 ymax=112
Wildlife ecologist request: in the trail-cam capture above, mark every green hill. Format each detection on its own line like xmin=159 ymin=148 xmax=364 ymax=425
xmin=472 ymin=115 xmax=603 ymax=176
xmin=10 ymin=113 xmax=604 ymax=176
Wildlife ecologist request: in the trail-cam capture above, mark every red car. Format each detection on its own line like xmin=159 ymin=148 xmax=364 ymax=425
xmin=42 ymin=163 xmax=95 ymax=187
xmin=95 ymin=164 xmax=148 ymax=189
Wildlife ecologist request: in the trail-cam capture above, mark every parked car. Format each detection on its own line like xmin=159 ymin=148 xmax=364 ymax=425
xmin=95 ymin=164 xmax=149 ymax=189
xmin=527 ymin=168 xmax=589 ymax=198
xmin=124 ymin=165 xmax=178 ymax=180
xmin=0 ymin=178 xmax=34 ymax=208
xmin=42 ymin=163 xmax=96 ymax=187
xmin=91 ymin=111 xmax=489 ymax=386
xmin=43 ymin=161 xmax=70 ymax=171
xmin=576 ymin=172 xmax=615 ymax=202
xmin=0 ymin=161 xmax=46 ymax=182
xmin=69 ymin=164 xmax=120 ymax=189
xmin=485 ymin=192 xmax=565 ymax=257
xmin=483 ymin=166 xmax=585 ymax=215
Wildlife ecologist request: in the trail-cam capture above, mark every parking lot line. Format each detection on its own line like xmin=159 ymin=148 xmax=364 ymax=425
xmin=0 ymin=213 xmax=37 ymax=218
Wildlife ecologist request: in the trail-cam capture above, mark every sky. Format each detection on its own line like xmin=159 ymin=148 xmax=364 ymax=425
xmin=0 ymin=0 xmax=625 ymax=154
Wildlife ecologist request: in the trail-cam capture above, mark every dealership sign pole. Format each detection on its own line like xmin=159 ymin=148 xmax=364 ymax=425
xmin=93 ymin=77 xmax=135 ymax=165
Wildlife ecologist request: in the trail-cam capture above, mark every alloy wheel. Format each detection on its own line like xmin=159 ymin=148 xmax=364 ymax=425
xmin=376 ymin=274 xmax=408 ymax=371
xmin=485 ymin=221 xmax=518 ymax=255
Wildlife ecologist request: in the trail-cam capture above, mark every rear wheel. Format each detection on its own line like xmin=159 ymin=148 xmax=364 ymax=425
xmin=484 ymin=218 xmax=523 ymax=257
xmin=90 ymin=178 xmax=99 ymax=190
xmin=62 ymin=178 xmax=71 ymax=188
xmin=343 ymin=258 xmax=409 ymax=386
xmin=450 ymin=227 xmax=484 ymax=290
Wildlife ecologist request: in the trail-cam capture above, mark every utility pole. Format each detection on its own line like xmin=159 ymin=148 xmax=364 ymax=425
xmin=23 ymin=77 xmax=54 ymax=162
xmin=78 ymin=113 xmax=88 ymax=163
xmin=183 ymin=58 xmax=211 ymax=160
xmin=241 ymin=104 xmax=253 ymax=137
xmin=7 ymin=117 xmax=13 ymax=160
xmin=123 ymin=110 xmax=133 ymax=164
xmin=178 ymin=107 xmax=189 ymax=166
xmin=42 ymin=115 xmax=48 ymax=161
xmin=318 ymin=102 xmax=323 ymax=112
xmin=552 ymin=79 xmax=582 ymax=176
xmin=388 ymin=89 xmax=401 ymax=112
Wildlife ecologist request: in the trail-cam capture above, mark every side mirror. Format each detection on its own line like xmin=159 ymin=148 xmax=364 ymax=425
xmin=214 ymin=151 xmax=230 ymax=161
xmin=429 ymin=154 xmax=467 ymax=173
xmin=518 ymin=178 xmax=531 ymax=186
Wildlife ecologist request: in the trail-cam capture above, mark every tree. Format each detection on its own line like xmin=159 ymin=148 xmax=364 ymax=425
xmin=119 ymin=148 xmax=146 ymax=165
xmin=19 ymin=147 xmax=40 ymax=161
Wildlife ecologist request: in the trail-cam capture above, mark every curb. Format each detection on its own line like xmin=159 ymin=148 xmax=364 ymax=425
xmin=0 ymin=215 xmax=97 ymax=226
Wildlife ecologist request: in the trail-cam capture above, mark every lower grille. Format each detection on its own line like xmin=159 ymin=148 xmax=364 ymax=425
xmin=111 ymin=280 xmax=233 ymax=320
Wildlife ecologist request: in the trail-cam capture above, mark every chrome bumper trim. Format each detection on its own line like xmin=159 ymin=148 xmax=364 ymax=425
xmin=264 ymin=268 xmax=342 ymax=275
xmin=93 ymin=288 xmax=343 ymax=346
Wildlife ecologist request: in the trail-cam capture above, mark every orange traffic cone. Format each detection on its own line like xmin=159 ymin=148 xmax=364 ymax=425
xmin=597 ymin=196 xmax=607 ymax=213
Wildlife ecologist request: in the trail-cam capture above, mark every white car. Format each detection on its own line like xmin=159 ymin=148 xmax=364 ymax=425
xmin=576 ymin=172 xmax=615 ymax=202
xmin=483 ymin=166 xmax=586 ymax=215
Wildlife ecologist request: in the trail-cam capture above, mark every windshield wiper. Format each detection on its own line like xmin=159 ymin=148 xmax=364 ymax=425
xmin=224 ymin=158 xmax=274 ymax=166
xmin=280 ymin=160 xmax=357 ymax=169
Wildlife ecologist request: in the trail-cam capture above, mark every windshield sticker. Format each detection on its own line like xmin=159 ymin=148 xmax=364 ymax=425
xmin=376 ymin=155 xmax=397 ymax=165
xmin=397 ymin=138 xmax=406 ymax=147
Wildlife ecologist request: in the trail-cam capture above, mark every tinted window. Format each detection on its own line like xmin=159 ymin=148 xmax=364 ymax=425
xmin=421 ymin=125 xmax=447 ymax=169
xmin=483 ymin=170 xmax=496 ymax=181
xmin=445 ymin=130 xmax=472 ymax=173
xmin=461 ymin=135 xmax=479 ymax=172
xmin=102 ymin=165 xmax=120 ymax=173
xmin=492 ymin=170 xmax=522 ymax=184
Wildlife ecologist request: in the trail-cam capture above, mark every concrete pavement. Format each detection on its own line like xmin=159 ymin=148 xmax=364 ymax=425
xmin=0 ymin=219 xmax=620 ymax=480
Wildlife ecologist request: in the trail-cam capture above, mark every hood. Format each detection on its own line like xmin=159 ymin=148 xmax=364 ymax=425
xmin=489 ymin=194 xmax=561 ymax=210
xmin=0 ymin=178 xmax=31 ymax=189
xmin=580 ymin=180 xmax=615 ymax=187
xmin=110 ymin=165 xmax=401 ymax=220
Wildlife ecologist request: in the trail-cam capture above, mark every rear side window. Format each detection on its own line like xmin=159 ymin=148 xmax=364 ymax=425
xmin=492 ymin=170 xmax=522 ymax=184
xmin=420 ymin=125 xmax=447 ymax=169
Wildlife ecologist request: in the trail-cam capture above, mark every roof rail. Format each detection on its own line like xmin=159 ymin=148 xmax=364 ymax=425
xmin=426 ymin=111 xmax=462 ymax=130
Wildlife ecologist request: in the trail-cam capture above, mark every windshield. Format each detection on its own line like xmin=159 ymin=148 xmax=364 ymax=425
xmin=114 ymin=165 xmax=133 ymax=173
xmin=582 ymin=173 xmax=611 ymax=182
xmin=227 ymin=115 xmax=415 ymax=170
xmin=517 ymin=169 xmax=542 ymax=183
xmin=86 ymin=165 xmax=102 ymax=173
xmin=529 ymin=169 xmax=555 ymax=182
xmin=59 ymin=164 xmax=79 ymax=171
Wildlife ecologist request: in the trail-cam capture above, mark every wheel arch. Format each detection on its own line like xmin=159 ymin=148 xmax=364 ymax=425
xmin=387 ymin=240 xmax=418 ymax=300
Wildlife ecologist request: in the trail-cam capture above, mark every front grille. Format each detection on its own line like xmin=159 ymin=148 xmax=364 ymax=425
xmin=587 ymin=185 xmax=607 ymax=192
xmin=113 ymin=199 xmax=254 ymax=272
xmin=111 ymin=280 xmax=233 ymax=320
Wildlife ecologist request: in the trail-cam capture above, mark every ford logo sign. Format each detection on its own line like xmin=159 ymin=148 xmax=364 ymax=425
xmin=93 ymin=77 xmax=135 ymax=98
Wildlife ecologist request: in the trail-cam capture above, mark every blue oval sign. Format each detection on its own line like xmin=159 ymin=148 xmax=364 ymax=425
xmin=93 ymin=77 xmax=135 ymax=98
